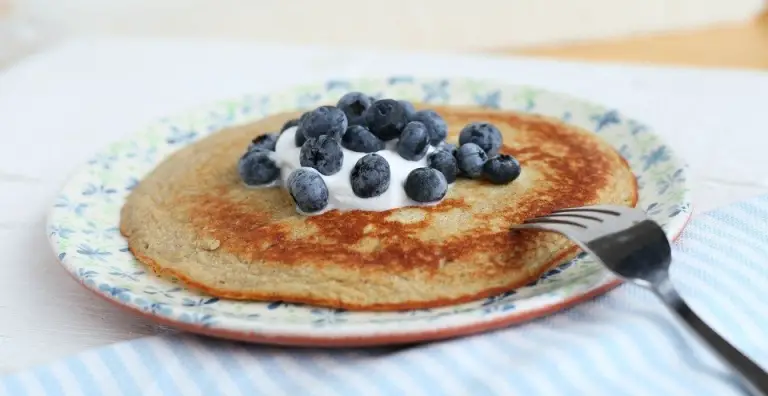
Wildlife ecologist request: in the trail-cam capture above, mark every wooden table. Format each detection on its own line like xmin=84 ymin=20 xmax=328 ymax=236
xmin=2 ymin=6 xmax=766 ymax=70
xmin=514 ymin=11 xmax=768 ymax=70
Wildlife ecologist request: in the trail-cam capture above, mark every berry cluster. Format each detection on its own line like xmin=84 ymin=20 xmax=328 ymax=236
xmin=237 ymin=92 xmax=522 ymax=213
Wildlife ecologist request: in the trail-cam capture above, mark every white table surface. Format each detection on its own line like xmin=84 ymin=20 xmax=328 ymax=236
xmin=1 ymin=37 xmax=767 ymax=374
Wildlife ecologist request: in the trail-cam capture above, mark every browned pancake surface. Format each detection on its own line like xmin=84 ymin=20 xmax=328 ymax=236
xmin=120 ymin=104 xmax=637 ymax=310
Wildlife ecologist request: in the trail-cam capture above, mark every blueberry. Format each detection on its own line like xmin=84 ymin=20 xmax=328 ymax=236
xmin=238 ymin=149 xmax=280 ymax=185
xmin=410 ymin=110 xmax=447 ymax=145
xmin=287 ymin=168 xmax=329 ymax=213
xmin=483 ymin=154 xmax=522 ymax=184
xmin=459 ymin=122 xmax=503 ymax=156
xmin=295 ymin=112 xmax=310 ymax=147
xmin=341 ymin=125 xmax=385 ymax=153
xmin=439 ymin=142 xmax=458 ymax=156
xmin=280 ymin=118 xmax=299 ymax=133
xmin=298 ymin=105 xmax=348 ymax=141
xmin=295 ymin=129 xmax=307 ymax=147
xmin=456 ymin=143 xmax=488 ymax=178
xmin=300 ymin=135 xmax=344 ymax=176
xmin=363 ymin=99 xmax=408 ymax=141
xmin=404 ymin=167 xmax=448 ymax=203
xmin=399 ymin=100 xmax=417 ymax=119
xmin=427 ymin=150 xmax=458 ymax=184
xmin=337 ymin=92 xmax=373 ymax=125
xmin=350 ymin=153 xmax=391 ymax=198
xmin=396 ymin=121 xmax=430 ymax=161
xmin=248 ymin=133 xmax=278 ymax=151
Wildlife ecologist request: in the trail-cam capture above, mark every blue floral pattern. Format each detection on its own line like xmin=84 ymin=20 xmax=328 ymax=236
xmin=46 ymin=77 xmax=691 ymax=341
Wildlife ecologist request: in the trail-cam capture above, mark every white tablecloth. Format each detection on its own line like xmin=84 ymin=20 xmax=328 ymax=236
xmin=0 ymin=37 xmax=767 ymax=373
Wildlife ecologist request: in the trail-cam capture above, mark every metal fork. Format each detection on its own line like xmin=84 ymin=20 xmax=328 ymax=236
xmin=512 ymin=204 xmax=768 ymax=396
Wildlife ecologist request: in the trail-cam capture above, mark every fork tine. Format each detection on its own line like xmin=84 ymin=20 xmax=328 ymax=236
xmin=538 ymin=212 xmax=604 ymax=223
xmin=518 ymin=215 xmax=590 ymax=236
xmin=512 ymin=220 xmax=585 ymax=238
xmin=514 ymin=204 xmax=647 ymax=239
xmin=524 ymin=217 xmax=588 ymax=228
xmin=552 ymin=206 xmax=621 ymax=216
xmin=558 ymin=204 xmax=649 ymax=223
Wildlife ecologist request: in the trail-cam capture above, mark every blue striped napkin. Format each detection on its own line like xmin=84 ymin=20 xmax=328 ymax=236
xmin=3 ymin=195 xmax=768 ymax=396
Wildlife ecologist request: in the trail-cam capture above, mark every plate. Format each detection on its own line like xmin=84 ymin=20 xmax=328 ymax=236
xmin=46 ymin=77 xmax=692 ymax=346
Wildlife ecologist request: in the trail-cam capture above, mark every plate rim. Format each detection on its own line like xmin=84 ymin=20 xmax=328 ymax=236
xmin=46 ymin=76 xmax=693 ymax=345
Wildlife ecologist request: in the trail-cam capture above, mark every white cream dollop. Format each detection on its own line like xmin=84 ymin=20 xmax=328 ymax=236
xmin=271 ymin=126 xmax=444 ymax=215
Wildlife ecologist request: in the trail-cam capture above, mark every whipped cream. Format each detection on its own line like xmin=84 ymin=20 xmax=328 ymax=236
xmin=271 ymin=126 xmax=443 ymax=215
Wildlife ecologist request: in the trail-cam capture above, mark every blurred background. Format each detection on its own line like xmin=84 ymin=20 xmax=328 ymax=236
xmin=1 ymin=0 xmax=767 ymax=70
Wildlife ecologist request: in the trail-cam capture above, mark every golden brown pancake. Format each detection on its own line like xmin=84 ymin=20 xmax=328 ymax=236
xmin=120 ymin=104 xmax=637 ymax=311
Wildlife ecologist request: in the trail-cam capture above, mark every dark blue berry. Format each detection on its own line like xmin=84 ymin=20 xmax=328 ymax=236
xmin=459 ymin=122 xmax=503 ymax=156
xmin=295 ymin=129 xmax=307 ymax=147
xmin=287 ymin=168 xmax=329 ymax=213
xmin=427 ymin=150 xmax=458 ymax=184
xmin=404 ymin=167 xmax=448 ymax=203
xmin=363 ymin=99 xmax=408 ymax=141
xmin=350 ymin=153 xmax=390 ymax=198
xmin=341 ymin=125 xmax=385 ymax=153
xmin=337 ymin=92 xmax=373 ymax=126
xmin=399 ymin=100 xmax=417 ymax=119
xmin=294 ymin=112 xmax=310 ymax=147
xmin=410 ymin=110 xmax=447 ymax=145
xmin=238 ymin=149 xmax=280 ymax=185
xmin=298 ymin=105 xmax=348 ymax=141
xmin=248 ymin=133 xmax=278 ymax=151
xmin=396 ymin=121 xmax=430 ymax=161
xmin=483 ymin=154 xmax=522 ymax=184
xmin=456 ymin=143 xmax=488 ymax=178
xmin=439 ymin=142 xmax=458 ymax=156
xmin=280 ymin=118 xmax=299 ymax=133
xmin=299 ymin=135 xmax=344 ymax=176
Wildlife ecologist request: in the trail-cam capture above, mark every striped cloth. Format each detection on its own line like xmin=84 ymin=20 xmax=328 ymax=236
xmin=3 ymin=196 xmax=768 ymax=396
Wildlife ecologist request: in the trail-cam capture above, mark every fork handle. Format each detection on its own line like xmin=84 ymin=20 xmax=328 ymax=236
xmin=657 ymin=285 xmax=768 ymax=396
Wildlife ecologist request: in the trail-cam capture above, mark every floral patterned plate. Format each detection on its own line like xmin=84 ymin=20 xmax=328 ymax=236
xmin=47 ymin=77 xmax=691 ymax=346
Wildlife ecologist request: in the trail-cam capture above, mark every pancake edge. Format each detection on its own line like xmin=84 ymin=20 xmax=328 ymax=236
xmin=124 ymin=234 xmax=583 ymax=311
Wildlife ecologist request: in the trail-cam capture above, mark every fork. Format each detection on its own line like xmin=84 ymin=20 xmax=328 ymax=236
xmin=512 ymin=204 xmax=768 ymax=396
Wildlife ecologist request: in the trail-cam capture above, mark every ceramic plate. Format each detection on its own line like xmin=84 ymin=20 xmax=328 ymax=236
xmin=47 ymin=77 xmax=691 ymax=346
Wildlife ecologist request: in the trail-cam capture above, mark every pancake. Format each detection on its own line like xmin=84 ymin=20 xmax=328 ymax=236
xmin=120 ymin=104 xmax=638 ymax=311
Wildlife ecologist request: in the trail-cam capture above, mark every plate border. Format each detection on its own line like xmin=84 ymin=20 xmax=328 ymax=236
xmin=58 ymin=219 xmax=689 ymax=347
